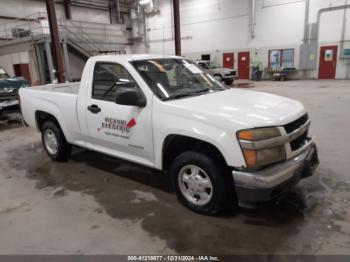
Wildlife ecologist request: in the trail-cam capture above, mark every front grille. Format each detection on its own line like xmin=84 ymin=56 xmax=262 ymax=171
xmin=284 ymin=114 xmax=309 ymax=151
xmin=290 ymin=130 xmax=308 ymax=150
xmin=225 ymin=71 xmax=236 ymax=76
xmin=284 ymin=114 xmax=308 ymax=134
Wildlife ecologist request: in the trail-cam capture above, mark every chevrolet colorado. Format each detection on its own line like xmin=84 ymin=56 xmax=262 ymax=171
xmin=20 ymin=54 xmax=319 ymax=214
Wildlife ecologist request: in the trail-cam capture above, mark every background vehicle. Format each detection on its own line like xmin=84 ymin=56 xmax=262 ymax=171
xmin=20 ymin=55 xmax=318 ymax=215
xmin=196 ymin=60 xmax=236 ymax=85
xmin=0 ymin=66 xmax=29 ymax=110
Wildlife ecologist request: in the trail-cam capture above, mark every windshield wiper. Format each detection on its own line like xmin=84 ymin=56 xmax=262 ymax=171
xmin=194 ymin=88 xmax=210 ymax=94
xmin=165 ymin=88 xmax=210 ymax=100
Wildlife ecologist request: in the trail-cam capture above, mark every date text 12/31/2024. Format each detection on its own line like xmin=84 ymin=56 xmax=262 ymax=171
xmin=127 ymin=255 xmax=220 ymax=261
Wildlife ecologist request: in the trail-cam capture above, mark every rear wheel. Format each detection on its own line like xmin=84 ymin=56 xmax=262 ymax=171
xmin=41 ymin=121 xmax=71 ymax=161
xmin=170 ymin=151 xmax=236 ymax=215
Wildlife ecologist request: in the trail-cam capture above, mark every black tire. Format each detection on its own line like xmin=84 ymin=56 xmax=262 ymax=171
xmin=170 ymin=151 xmax=237 ymax=215
xmin=224 ymin=79 xmax=233 ymax=85
xmin=41 ymin=121 xmax=71 ymax=161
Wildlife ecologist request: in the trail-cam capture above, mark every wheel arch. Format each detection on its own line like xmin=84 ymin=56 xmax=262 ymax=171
xmin=35 ymin=110 xmax=71 ymax=143
xmin=213 ymin=73 xmax=222 ymax=78
xmin=35 ymin=110 xmax=61 ymax=131
xmin=162 ymin=134 xmax=228 ymax=171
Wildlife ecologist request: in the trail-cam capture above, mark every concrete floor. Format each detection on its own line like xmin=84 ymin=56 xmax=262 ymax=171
xmin=0 ymin=80 xmax=350 ymax=255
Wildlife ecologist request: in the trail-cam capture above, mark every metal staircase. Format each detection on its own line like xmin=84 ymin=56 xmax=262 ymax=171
xmin=58 ymin=19 xmax=106 ymax=58
xmin=0 ymin=12 xmax=128 ymax=83
xmin=0 ymin=12 xmax=128 ymax=57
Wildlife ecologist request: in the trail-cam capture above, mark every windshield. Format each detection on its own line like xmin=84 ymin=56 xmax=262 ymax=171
xmin=208 ymin=62 xmax=221 ymax=69
xmin=131 ymin=58 xmax=226 ymax=100
xmin=0 ymin=68 xmax=10 ymax=79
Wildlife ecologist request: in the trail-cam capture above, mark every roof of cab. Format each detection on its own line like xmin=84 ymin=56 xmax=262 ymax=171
xmin=89 ymin=54 xmax=184 ymax=63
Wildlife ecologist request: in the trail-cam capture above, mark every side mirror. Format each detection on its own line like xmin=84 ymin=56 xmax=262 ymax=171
xmin=115 ymin=86 xmax=146 ymax=107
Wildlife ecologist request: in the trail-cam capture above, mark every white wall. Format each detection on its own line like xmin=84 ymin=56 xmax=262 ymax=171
xmin=67 ymin=51 xmax=86 ymax=81
xmin=146 ymin=0 xmax=350 ymax=79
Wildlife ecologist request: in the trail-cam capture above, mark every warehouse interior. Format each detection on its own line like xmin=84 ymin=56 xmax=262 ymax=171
xmin=0 ymin=0 xmax=349 ymax=84
xmin=0 ymin=0 xmax=350 ymax=259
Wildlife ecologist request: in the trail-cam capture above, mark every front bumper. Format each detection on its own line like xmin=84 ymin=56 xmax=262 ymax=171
xmin=232 ymin=141 xmax=319 ymax=204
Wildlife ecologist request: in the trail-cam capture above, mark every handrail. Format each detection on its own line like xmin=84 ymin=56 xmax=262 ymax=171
xmin=58 ymin=19 xmax=105 ymax=53
xmin=0 ymin=12 xmax=47 ymax=28
xmin=63 ymin=25 xmax=101 ymax=55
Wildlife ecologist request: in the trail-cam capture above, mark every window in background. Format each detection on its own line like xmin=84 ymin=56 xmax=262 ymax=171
xmin=281 ymin=49 xmax=294 ymax=68
xmin=269 ymin=50 xmax=281 ymax=70
xmin=269 ymin=49 xmax=294 ymax=69
xmin=201 ymin=54 xmax=211 ymax=61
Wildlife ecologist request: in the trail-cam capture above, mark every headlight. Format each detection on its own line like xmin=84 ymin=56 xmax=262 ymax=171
xmin=237 ymin=127 xmax=280 ymax=141
xmin=237 ymin=127 xmax=286 ymax=168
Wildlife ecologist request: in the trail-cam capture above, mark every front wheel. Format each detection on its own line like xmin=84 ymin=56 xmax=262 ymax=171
xmin=170 ymin=151 xmax=236 ymax=215
xmin=224 ymin=79 xmax=233 ymax=85
xmin=41 ymin=121 xmax=71 ymax=161
xmin=213 ymin=74 xmax=222 ymax=82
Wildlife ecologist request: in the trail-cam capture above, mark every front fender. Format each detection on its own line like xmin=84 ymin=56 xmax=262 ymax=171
xmin=153 ymin=112 xmax=246 ymax=170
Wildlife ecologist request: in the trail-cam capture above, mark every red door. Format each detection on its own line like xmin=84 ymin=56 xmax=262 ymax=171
xmin=318 ymin=46 xmax=337 ymax=79
xmin=223 ymin=53 xmax=234 ymax=68
xmin=238 ymin=52 xmax=250 ymax=79
xmin=13 ymin=63 xmax=32 ymax=83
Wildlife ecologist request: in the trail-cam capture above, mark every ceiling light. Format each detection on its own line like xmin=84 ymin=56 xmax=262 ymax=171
xmin=139 ymin=0 xmax=151 ymax=5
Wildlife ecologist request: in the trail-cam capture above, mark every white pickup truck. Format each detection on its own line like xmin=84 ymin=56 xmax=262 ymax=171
xmin=20 ymin=54 xmax=319 ymax=214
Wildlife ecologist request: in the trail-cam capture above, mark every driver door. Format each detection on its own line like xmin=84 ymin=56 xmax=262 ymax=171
xmin=85 ymin=62 xmax=154 ymax=166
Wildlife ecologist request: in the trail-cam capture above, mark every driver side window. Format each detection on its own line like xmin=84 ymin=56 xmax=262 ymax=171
xmin=92 ymin=62 xmax=134 ymax=102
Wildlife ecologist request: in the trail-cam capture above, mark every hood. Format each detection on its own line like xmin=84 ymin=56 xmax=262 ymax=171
xmin=210 ymin=68 xmax=235 ymax=74
xmin=0 ymin=77 xmax=29 ymax=90
xmin=166 ymin=88 xmax=305 ymax=129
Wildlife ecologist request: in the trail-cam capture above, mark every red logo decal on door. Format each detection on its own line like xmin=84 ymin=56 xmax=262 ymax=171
xmin=127 ymin=118 xmax=136 ymax=129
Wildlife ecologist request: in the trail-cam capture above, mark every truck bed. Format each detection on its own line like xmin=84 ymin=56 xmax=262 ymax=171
xmin=27 ymin=82 xmax=80 ymax=94
xmin=20 ymin=82 xmax=82 ymax=145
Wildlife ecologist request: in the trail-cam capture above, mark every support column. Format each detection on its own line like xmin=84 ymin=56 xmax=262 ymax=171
xmin=33 ymin=42 xmax=45 ymax=84
xmin=62 ymin=39 xmax=70 ymax=81
xmin=250 ymin=0 xmax=256 ymax=38
xmin=44 ymin=41 xmax=55 ymax=83
xmin=64 ymin=0 xmax=72 ymax=20
xmin=173 ymin=0 xmax=181 ymax=56
xmin=46 ymin=0 xmax=65 ymax=83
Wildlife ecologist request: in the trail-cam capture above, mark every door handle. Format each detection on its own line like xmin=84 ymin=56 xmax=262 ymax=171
xmin=87 ymin=104 xmax=101 ymax=114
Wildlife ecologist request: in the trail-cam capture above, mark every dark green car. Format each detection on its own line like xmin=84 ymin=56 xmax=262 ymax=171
xmin=0 ymin=67 xmax=29 ymax=110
